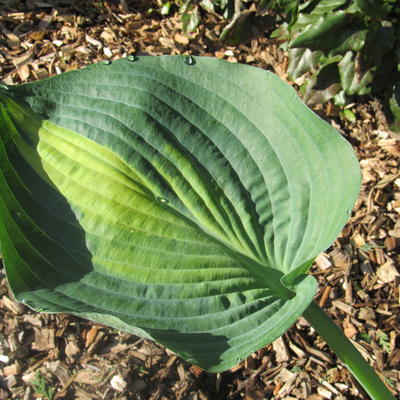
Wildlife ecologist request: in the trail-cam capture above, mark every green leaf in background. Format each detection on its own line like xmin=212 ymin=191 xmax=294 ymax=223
xmin=362 ymin=24 xmax=395 ymax=68
xmin=258 ymin=0 xmax=299 ymax=15
xmin=303 ymin=62 xmax=342 ymax=105
xmin=160 ymin=1 xmax=172 ymax=15
xmin=333 ymin=90 xmax=347 ymax=106
xmin=200 ymin=0 xmax=215 ymax=13
xmin=0 ymin=56 xmax=360 ymax=371
xmin=376 ymin=331 xmax=391 ymax=354
xmin=181 ymin=7 xmax=201 ymax=34
xmin=340 ymin=109 xmax=356 ymax=124
xmin=354 ymin=0 xmax=391 ymax=18
xmin=220 ymin=11 xmax=275 ymax=45
xmin=338 ymin=51 xmax=374 ymax=95
xmin=389 ymin=79 xmax=400 ymax=131
xmin=302 ymin=0 xmax=348 ymax=15
xmin=287 ymin=48 xmax=323 ymax=81
xmin=290 ymin=0 xmax=348 ymax=32
xmin=290 ymin=12 xmax=366 ymax=52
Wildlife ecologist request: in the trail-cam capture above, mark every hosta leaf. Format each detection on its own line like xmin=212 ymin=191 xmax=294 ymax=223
xmin=0 ymin=56 xmax=360 ymax=371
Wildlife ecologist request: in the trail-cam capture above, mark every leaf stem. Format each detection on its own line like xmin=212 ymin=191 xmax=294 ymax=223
xmin=303 ymin=301 xmax=396 ymax=400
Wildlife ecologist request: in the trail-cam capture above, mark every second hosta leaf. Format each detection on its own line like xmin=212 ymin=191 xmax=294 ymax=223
xmin=0 ymin=56 xmax=360 ymax=371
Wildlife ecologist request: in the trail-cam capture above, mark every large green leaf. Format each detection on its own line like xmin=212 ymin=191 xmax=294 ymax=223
xmin=0 ymin=56 xmax=360 ymax=371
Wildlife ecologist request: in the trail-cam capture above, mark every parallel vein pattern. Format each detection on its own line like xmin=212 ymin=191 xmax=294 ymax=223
xmin=0 ymin=56 xmax=360 ymax=371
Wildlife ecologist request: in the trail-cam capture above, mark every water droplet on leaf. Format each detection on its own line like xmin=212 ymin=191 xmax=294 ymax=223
xmin=127 ymin=55 xmax=137 ymax=62
xmin=185 ymin=55 xmax=195 ymax=65
xmin=157 ymin=197 xmax=169 ymax=204
xmin=102 ymin=60 xmax=112 ymax=65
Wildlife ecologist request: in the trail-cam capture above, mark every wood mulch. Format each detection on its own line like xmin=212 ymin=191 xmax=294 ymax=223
xmin=0 ymin=1 xmax=399 ymax=399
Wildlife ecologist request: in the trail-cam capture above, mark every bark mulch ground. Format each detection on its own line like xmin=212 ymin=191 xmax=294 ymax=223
xmin=0 ymin=1 xmax=399 ymax=399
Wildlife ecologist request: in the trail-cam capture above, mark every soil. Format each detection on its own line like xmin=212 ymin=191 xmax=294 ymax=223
xmin=0 ymin=1 xmax=399 ymax=399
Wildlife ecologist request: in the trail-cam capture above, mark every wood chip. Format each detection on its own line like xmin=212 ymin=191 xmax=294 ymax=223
xmin=6 ymin=33 xmax=21 ymax=49
xmin=129 ymin=349 xmax=147 ymax=362
xmin=38 ymin=9 xmax=56 ymax=30
xmin=32 ymin=328 xmax=55 ymax=351
xmin=48 ymin=361 xmax=70 ymax=386
xmin=317 ymin=386 xmax=333 ymax=399
xmin=352 ymin=233 xmax=365 ymax=248
xmin=319 ymin=286 xmax=331 ymax=307
xmin=12 ymin=53 xmax=33 ymax=69
xmin=378 ymin=139 xmax=400 ymax=157
xmin=75 ymin=369 xmax=98 ymax=385
xmin=159 ymin=37 xmax=175 ymax=48
xmin=330 ymin=249 xmax=349 ymax=269
xmin=84 ymin=326 xmax=98 ymax=348
xmin=0 ymin=354 xmax=9 ymax=363
xmin=1 ymin=296 xmax=25 ymax=315
xmin=343 ymin=319 xmax=358 ymax=338
xmin=103 ymin=47 xmax=113 ymax=58
xmin=384 ymin=236 xmax=399 ymax=251
xmin=332 ymin=300 xmax=354 ymax=315
xmin=4 ymin=363 xmax=20 ymax=376
xmin=277 ymin=368 xmax=298 ymax=396
xmin=287 ymin=339 xmax=306 ymax=358
xmin=100 ymin=30 xmax=115 ymax=42
xmin=272 ymin=336 xmax=289 ymax=362
xmin=4 ymin=374 xmax=17 ymax=388
xmin=316 ymin=253 xmax=332 ymax=270
xmin=189 ymin=365 xmax=203 ymax=377
xmin=110 ymin=375 xmax=127 ymax=392
xmin=32 ymin=68 xmax=49 ymax=80
xmin=65 ymin=340 xmax=80 ymax=362
xmin=17 ymin=65 xmax=30 ymax=81
xmin=174 ymin=33 xmax=189 ymax=45
xmin=376 ymin=261 xmax=399 ymax=283
xmin=85 ymin=34 xmax=102 ymax=48
xmin=87 ymin=331 xmax=104 ymax=355
xmin=358 ymin=307 xmax=376 ymax=321
xmin=177 ymin=363 xmax=186 ymax=381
